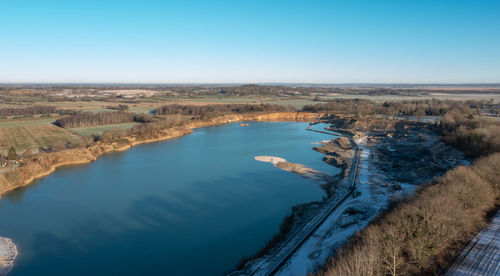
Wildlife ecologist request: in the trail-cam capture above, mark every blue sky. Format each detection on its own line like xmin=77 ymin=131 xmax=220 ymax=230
xmin=1 ymin=0 xmax=499 ymax=83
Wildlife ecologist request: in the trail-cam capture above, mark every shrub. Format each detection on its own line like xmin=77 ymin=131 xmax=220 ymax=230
xmin=7 ymin=147 xmax=17 ymax=160
xmin=321 ymin=155 xmax=498 ymax=276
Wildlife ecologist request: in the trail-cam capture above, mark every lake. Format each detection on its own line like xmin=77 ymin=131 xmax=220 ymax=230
xmin=0 ymin=122 xmax=338 ymax=275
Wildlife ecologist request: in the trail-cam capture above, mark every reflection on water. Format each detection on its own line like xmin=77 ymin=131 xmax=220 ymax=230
xmin=0 ymin=122 xmax=338 ymax=276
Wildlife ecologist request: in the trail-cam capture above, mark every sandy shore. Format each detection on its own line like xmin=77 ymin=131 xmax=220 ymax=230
xmin=0 ymin=112 xmax=322 ymax=198
xmin=0 ymin=237 xmax=17 ymax=276
xmin=254 ymin=156 xmax=287 ymax=165
xmin=255 ymin=155 xmax=331 ymax=181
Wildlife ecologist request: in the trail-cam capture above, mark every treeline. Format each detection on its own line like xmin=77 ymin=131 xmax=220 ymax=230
xmin=84 ymin=104 xmax=290 ymax=144
xmin=54 ymin=104 xmax=289 ymax=142
xmin=1 ymin=85 xmax=499 ymax=102
xmin=303 ymin=99 xmax=500 ymax=157
xmin=54 ymin=112 xmax=153 ymax=128
xmin=164 ymin=85 xmax=500 ymax=97
xmin=106 ymin=104 xmax=129 ymax=110
xmin=322 ymin=153 xmax=499 ymax=276
xmin=219 ymin=85 xmax=291 ymax=96
xmin=91 ymin=104 xmax=290 ymax=144
xmin=439 ymin=108 xmax=500 ymax=157
xmin=302 ymin=99 xmax=487 ymax=117
xmin=156 ymin=104 xmax=288 ymax=119
xmin=0 ymin=106 xmax=59 ymax=117
xmin=90 ymin=114 xmax=189 ymax=144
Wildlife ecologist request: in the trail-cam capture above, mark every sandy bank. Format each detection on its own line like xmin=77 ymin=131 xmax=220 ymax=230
xmin=0 ymin=112 xmax=321 ymax=198
xmin=0 ymin=237 xmax=17 ymax=276
xmin=254 ymin=156 xmax=287 ymax=165
xmin=255 ymin=155 xmax=331 ymax=181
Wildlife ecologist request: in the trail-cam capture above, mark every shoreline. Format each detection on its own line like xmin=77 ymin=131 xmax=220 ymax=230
xmin=0 ymin=237 xmax=17 ymax=276
xmin=0 ymin=111 xmax=321 ymax=198
xmin=0 ymin=237 xmax=18 ymax=276
xmin=233 ymin=129 xmax=357 ymax=274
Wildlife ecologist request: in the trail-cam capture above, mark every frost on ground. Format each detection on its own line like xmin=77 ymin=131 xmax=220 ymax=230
xmin=446 ymin=211 xmax=500 ymax=276
xmin=276 ymin=125 xmax=466 ymax=275
xmin=235 ymin=122 xmax=466 ymax=276
xmin=276 ymin=138 xmax=390 ymax=275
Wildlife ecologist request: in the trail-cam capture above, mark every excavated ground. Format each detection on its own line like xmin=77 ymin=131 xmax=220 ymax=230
xmin=234 ymin=116 xmax=468 ymax=275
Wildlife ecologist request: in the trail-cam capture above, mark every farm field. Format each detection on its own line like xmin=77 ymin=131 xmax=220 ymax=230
xmin=0 ymin=116 xmax=61 ymax=128
xmin=0 ymin=125 xmax=84 ymax=156
xmin=70 ymin=123 xmax=137 ymax=136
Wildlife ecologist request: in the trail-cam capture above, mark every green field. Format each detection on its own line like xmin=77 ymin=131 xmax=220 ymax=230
xmin=70 ymin=123 xmax=137 ymax=136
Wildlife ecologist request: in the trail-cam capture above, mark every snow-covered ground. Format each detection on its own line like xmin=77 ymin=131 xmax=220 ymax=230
xmin=276 ymin=136 xmax=409 ymax=275
xmin=446 ymin=211 xmax=500 ymax=275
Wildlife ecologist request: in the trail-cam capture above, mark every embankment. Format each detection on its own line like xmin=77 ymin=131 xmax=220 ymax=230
xmin=0 ymin=112 xmax=321 ymax=197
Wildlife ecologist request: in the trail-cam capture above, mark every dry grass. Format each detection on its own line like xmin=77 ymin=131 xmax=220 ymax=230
xmin=0 ymin=116 xmax=61 ymax=128
xmin=0 ymin=125 xmax=84 ymax=156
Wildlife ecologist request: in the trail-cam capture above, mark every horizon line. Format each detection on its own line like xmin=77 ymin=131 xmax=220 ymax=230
xmin=1 ymin=82 xmax=500 ymax=87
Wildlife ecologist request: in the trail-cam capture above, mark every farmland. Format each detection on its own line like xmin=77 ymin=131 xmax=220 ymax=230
xmin=0 ymin=124 xmax=84 ymax=156
xmin=70 ymin=123 xmax=137 ymax=136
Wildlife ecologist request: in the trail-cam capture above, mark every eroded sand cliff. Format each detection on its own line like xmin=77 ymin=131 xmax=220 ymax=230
xmin=0 ymin=112 xmax=321 ymax=197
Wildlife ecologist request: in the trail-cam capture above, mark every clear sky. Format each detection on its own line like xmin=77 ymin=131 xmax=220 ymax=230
xmin=1 ymin=0 xmax=499 ymax=83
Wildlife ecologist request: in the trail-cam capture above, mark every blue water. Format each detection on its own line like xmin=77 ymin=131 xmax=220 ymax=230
xmin=0 ymin=122 xmax=338 ymax=275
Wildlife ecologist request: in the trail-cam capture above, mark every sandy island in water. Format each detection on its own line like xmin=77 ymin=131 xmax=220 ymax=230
xmin=254 ymin=156 xmax=331 ymax=181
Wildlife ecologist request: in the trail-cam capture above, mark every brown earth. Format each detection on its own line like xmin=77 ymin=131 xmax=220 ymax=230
xmin=314 ymin=138 xmax=355 ymax=176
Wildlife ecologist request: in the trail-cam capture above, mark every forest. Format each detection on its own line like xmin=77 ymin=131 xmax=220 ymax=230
xmin=54 ymin=111 xmax=144 ymax=128
xmin=155 ymin=103 xmax=288 ymax=118
xmin=439 ymin=109 xmax=500 ymax=157
xmin=0 ymin=106 xmax=58 ymax=117
xmin=302 ymin=99 xmax=494 ymax=117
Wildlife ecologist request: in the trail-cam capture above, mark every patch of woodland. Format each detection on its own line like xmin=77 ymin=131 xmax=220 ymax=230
xmin=320 ymin=153 xmax=499 ymax=276
xmin=0 ymin=106 xmax=76 ymax=117
xmin=439 ymin=108 xmax=500 ymax=158
xmin=155 ymin=103 xmax=289 ymax=119
xmin=106 ymin=104 xmax=129 ymax=110
xmin=54 ymin=111 xmax=154 ymax=128
xmin=302 ymin=98 xmax=495 ymax=117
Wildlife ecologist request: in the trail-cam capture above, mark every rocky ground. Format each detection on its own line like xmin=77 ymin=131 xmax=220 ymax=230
xmin=370 ymin=124 xmax=466 ymax=186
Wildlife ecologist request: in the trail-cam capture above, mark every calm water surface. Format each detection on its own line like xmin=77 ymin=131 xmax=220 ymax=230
xmin=0 ymin=122 xmax=338 ymax=275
